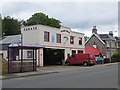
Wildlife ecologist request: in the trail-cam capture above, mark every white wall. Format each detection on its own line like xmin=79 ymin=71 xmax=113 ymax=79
xmin=21 ymin=25 xmax=85 ymax=66
xmin=1 ymin=50 xmax=7 ymax=60
xmin=21 ymin=25 xmax=84 ymax=49
xmin=118 ymin=28 xmax=120 ymax=37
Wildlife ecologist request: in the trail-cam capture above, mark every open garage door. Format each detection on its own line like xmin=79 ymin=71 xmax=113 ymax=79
xmin=43 ymin=48 xmax=65 ymax=66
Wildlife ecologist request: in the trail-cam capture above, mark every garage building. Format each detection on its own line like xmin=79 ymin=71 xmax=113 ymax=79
xmin=21 ymin=25 xmax=84 ymax=66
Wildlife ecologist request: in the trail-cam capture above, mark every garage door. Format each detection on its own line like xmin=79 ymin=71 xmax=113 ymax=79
xmin=43 ymin=48 xmax=65 ymax=66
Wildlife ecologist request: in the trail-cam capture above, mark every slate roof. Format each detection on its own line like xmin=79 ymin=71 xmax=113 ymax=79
xmin=98 ymin=34 xmax=116 ymax=41
xmin=0 ymin=34 xmax=21 ymax=44
xmin=85 ymin=33 xmax=105 ymax=45
xmin=115 ymin=37 xmax=120 ymax=40
xmin=85 ymin=33 xmax=116 ymax=46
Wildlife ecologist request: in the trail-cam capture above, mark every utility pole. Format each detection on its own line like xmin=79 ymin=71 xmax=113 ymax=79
xmin=108 ymin=29 xmax=117 ymax=63
xmin=109 ymin=38 xmax=112 ymax=63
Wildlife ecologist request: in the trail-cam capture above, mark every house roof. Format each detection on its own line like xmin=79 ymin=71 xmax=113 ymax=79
xmin=115 ymin=36 xmax=120 ymax=40
xmin=85 ymin=33 xmax=105 ymax=45
xmin=0 ymin=35 xmax=21 ymax=44
xmin=98 ymin=34 xmax=116 ymax=41
xmin=85 ymin=46 xmax=104 ymax=56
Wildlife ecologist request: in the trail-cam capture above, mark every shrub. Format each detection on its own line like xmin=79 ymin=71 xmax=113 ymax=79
xmin=104 ymin=58 xmax=110 ymax=63
xmin=111 ymin=52 xmax=120 ymax=62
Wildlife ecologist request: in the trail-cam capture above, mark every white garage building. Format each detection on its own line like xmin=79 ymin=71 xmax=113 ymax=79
xmin=21 ymin=25 xmax=84 ymax=66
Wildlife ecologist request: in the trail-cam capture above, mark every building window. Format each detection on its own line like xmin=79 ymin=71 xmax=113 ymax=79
xmin=44 ymin=31 xmax=50 ymax=42
xmin=70 ymin=36 xmax=74 ymax=44
xmin=35 ymin=27 xmax=37 ymax=30
xmin=27 ymin=51 xmax=33 ymax=58
xmin=67 ymin=54 xmax=70 ymax=58
xmin=78 ymin=50 xmax=83 ymax=54
xmin=79 ymin=37 xmax=82 ymax=45
xmin=72 ymin=50 xmax=76 ymax=55
xmin=56 ymin=34 xmax=61 ymax=43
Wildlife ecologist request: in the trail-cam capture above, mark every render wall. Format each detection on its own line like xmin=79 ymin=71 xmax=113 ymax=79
xmin=21 ymin=25 xmax=85 ymax=66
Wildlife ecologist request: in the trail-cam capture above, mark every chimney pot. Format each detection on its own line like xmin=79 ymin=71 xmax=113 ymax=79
xmin=109 ymin=31 xmax=113 ymax=36
xmin=93 ymin=26 xmax=96 ymax=29
xmin=92 ymin=26 xmax=97 ymax=34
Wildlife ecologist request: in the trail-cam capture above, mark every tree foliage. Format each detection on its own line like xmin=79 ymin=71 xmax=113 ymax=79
xmin=111 ymin=52 xmax=120 ymax=62
xmin=0 ymin=14 xmax=2 ymax=37
xmin=1 ymin=12 xmax=61 ymax=36
xmin=23 ymin=13 xmax=61 ymax=28
xmin=2 ymin=16 xmax=21 ymax=36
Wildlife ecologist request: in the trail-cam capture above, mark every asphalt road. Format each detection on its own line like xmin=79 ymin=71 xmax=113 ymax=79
xmin=2 ymin=64 xmax=118 ymax=88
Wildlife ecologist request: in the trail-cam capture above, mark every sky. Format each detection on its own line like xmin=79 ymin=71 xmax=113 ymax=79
xmin=1 ymin=0 xmax=119 ymax=37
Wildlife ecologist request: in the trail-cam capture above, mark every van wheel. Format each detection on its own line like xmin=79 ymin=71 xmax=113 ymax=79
xmin=66 ymin=62 xmax=71 ymax=66
xmin=83 ymin=62 xmax=88 ymax=66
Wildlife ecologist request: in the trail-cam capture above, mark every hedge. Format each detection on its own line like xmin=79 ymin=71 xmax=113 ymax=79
xmin=111 ymin=52 xmax=120 ymax=62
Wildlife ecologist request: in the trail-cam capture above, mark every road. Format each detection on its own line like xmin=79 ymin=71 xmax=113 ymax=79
xmin=2 ymin=64 xmax=118 ymax=88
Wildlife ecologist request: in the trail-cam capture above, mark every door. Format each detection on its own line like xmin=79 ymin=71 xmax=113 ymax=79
xmin=69 ymin=55 xmax=79 ymax=64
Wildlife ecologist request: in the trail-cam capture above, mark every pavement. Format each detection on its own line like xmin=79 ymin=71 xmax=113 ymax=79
xmin=0 ymin=62 xmax=118 ymax=80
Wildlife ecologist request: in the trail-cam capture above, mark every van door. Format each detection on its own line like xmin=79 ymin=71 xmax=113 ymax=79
xmin=69 ymin=54 xmax=78 ymax=64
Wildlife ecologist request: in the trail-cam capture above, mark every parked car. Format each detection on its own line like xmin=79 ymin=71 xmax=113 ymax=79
xmin=95 ymin=57 xmax=104 ymax=64
xmin=65 ymin=53 xmax=96 ymax=66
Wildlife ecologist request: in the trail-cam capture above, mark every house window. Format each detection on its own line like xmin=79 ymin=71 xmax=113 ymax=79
xmin=79 ymin=37 xmax=82 ymax=45
xmin=70 ymin=36 xmax=74 ymax=44
xmin=56 ymin=34 xmax=61 ymax=43
xmin=44 ymin=31 xmax=49 ymax=42
xmin=27 ymin=51 xmax=33 ymax=58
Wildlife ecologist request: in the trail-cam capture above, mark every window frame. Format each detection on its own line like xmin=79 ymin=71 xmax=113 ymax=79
xmin=79 ymin=37 xmax=82 ymax=45
xmin=44 ymin=31 xmax=50 ymax=42
xmin=70 ymin=36 xmax=74 ymax=44
xmin=56 ymin=33 xmax=61 ymax=43
xmin=78 ymin=50 xmax=83 ymax=54
xmin=27 ymin=51 xmax=33 ymax=58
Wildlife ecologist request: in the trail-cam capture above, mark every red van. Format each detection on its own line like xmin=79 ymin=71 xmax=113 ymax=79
xmin=65 ymin=53 xmax=96 ymax=66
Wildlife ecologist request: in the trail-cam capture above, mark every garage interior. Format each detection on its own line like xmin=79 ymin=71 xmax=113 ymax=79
xmin=43 ymin=48 xmax=65 ymax=66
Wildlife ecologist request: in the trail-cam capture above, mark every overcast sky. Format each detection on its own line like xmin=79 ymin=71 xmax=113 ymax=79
xmin=1 ymin=0 xmax=119 ymax=36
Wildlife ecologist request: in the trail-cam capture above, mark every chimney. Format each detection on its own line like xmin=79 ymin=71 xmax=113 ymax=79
xmin=109 ymin=31 xmax=113 ymax=37
xmin=92 ymin=26 xmax=97 ymax=34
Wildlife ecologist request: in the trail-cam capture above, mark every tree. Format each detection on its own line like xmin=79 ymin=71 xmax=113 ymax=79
xmin=2 ymin=16 xmax=21 ymax=36
xmin=24 ymin=12 xmax=61 ymax=28
xmin=0 ymin=14 xmax=2 ymax=37
xmin=111 ymin=52 xmax=120 ymax=62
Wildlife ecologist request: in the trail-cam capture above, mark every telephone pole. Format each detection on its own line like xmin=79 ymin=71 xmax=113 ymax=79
xmin=109 ymin=38 xmax=112 ymax=63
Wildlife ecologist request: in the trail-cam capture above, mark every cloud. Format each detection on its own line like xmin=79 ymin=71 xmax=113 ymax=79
xmin=1 ymin=1 xmax=118 ymax=36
